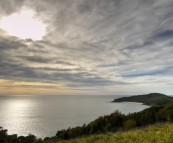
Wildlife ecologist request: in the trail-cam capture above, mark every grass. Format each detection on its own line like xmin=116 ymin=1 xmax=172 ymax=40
xmin=57 ymin=123 xmax=173 ymax=143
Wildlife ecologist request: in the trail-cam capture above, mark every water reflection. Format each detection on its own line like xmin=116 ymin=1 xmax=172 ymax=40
xmin=0 ymin=96 xmax=38 ymax=136
xmin=0 ymin=95 xmax=149 ymax=138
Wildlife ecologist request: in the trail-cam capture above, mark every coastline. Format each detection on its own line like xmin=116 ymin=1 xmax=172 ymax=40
xmin=119 ymin=101 xmax=143 ymax=105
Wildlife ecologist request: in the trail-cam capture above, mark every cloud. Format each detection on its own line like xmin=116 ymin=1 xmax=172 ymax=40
xmin=150 ymin=30 xmax=173 ymax=41
xmin=0 ymin=0 xmax=173 ymax=95
xmin=0 ymin=0 xmax=25 ymax=15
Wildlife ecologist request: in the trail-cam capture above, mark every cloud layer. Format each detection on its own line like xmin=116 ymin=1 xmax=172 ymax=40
xmin=0 ymin=0 xmax=173 ymax=95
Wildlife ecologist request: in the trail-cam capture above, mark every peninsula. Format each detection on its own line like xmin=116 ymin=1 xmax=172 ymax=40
xmin=112 ymin=93 xmax=173 ymax=106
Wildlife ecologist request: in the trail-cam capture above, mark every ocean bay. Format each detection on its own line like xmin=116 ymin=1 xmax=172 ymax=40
xmin=0 ymin=95 xmax=149 ymax=138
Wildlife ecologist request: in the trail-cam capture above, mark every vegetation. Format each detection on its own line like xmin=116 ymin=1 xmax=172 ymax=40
xmin=52 ymin=102 xmax=173 ymax=141
xmin=1 ymin=98 xmax=173 ymax=143
xmin=112 ymin=93 xmax=173 ymax=106
xmin=0 ymin=127 xmax=40 ymax=143
xmin=57 ymin=123 xmax=173 ymax=143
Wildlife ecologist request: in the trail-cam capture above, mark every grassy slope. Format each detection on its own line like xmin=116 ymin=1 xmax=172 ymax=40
xmin=58 ymin=123 xmax=173 ymax=143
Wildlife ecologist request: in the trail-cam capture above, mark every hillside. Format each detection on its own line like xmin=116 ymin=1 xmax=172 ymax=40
xmin=112 ymin=93 xmax=173 ymax=106
xmin=58 ymin=123 xmax=173 ymax=143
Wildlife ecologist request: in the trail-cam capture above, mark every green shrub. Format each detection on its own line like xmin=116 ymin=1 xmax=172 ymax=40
xmin=167 ymin=109 xmax=173 ymax=122
xmin=123 ymin=119 xmax=136 ymax=129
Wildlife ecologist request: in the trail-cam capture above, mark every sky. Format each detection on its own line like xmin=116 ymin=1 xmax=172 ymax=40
xmin=0 ymin=0 xmax=173 ymax=96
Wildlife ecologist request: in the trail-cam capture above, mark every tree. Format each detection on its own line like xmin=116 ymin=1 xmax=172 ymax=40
xmin=0 ymin=127 xmax=8 ymax=143
xmin=123 ymin=119 xmax=136 ymax=129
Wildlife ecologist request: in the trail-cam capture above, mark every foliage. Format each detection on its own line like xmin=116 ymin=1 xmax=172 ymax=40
xmin=123 ymin=119 xmax=136 ymax=129
xmin=0 ymin=127 xmax=37 ymax=143
xmin=112 ymin=93 xmax=173 ymax=106
xmin=0 ymin=127 xmax=8 ymax=143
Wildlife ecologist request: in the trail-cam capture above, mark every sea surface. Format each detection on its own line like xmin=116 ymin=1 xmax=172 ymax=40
xmin=0 ymin=95 xmax=149 ymax=138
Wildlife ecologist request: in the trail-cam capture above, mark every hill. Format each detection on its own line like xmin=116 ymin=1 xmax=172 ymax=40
xmin=58 ymin=123 xmax=173 ymax=143
xmin=112 ymin=93 xmax=173 ymax=106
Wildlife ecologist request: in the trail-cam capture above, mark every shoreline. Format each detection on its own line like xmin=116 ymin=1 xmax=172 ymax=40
xmin=120 ymin=101 xmax=143 ymax=104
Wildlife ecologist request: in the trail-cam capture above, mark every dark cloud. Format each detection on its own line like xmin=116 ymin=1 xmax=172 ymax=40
xmin=121 ymin=40 xmax=155 ymax=51
xmin=0 ymin=58 xmax=123 ymax=87
xmin=0 ymin=36 xmax=25 ymax=51
xmin=123 ymin=68 xmax=173 ymax=77
xmin=75 ymin=0 xmax=93 ymax=15
xmin=19 ymin=56 xmax=53 ymax=63
xmin=0 ymin=0 xmax=25 ymax=16
xmin=150 ymin=30 xmax=173 ymax=41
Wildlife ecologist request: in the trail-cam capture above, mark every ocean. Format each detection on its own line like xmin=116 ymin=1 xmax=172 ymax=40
xmin=0 ymin=95 xmax=149 ymax=138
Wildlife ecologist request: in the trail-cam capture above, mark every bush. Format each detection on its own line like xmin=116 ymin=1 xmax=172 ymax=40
xmin=167 ymin=109 xmax=173 ymax=122
xmin=123 ymin=119 xmax=136 ymax=129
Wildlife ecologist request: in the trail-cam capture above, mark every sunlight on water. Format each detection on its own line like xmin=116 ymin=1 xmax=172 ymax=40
xmin=0 ymin=96 xmax=41 ymax=137
xmin=0 ymin=95 xmax=149 ymax=138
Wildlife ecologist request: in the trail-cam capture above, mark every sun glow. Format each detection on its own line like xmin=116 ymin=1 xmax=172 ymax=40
xmin=0 ymin=10 xmax=46 ymax=40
